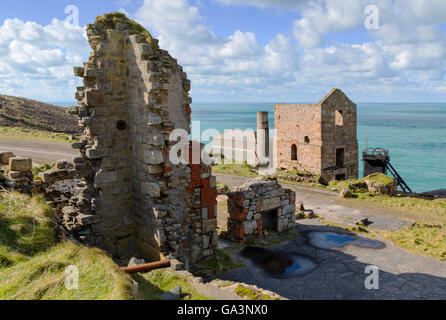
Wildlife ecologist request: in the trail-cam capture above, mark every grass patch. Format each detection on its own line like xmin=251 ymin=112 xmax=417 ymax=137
xmin=199 ymin=250 xmax=245 ymax=275
xmin=0 ymin=192 xmax=136 ymax=300
xmin=134 ymin=269 xmax=210 ymax=300
xmin=32 ymin=163 xmax=55 ymax=180
xmin=95 ymin=12 xmax=153 ymax=41
xmin=0 ymin=127 xmax=75 ymax=143
xmin=319 ymin=218 xmax=375 ymax=238
xmin=377 ymin=222 xmax=446 ymax=260
xmin=0 ymin=193 xmax=56 ymax=262
xmin=233 ymin=285 xmax=277 ymax=300
xmin=0 ymin=242 xmax=135 ymax=300
xmin=342 ymin=194 xmax=446 ymax=225
xmin=216 ymin=182 xmax=229 ymax=193
xmin=212 ymin=161 xmax=258 ymax=178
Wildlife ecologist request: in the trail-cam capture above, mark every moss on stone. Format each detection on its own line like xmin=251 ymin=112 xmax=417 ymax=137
xmin=94 ymin=12 xmax=153 ymax=42
xmin=363 ymin=173 xmax=394 ymax=185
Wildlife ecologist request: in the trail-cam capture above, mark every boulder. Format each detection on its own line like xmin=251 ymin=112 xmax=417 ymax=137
xmin=364 ymin=180 xmax=394 ymax=195
xmin=127 ymin=257 xmax=146 ymax=267
xmin=160 ymin=286 xmax=182 ymax=300
xmin=0 ymin=152 xmax=15 ymax=165
xmin=9 ymin=157 xmax=32 ymax=172
xmin=339 ymin=188 xmax=353 ymax=198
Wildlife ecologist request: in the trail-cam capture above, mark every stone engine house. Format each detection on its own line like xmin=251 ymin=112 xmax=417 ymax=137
xmin=67 ymin=14 xmax=217 ymax=264
xmin=275 ymin=89 xmax=358 ymax=181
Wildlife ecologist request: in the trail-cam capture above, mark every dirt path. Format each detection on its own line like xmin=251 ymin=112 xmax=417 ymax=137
xmin=0 ymin=138 xmax=77 ymax=162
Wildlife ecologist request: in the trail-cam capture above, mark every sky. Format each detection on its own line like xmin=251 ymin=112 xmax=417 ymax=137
xmin=0 ymin=0 xmax=446 ymax=103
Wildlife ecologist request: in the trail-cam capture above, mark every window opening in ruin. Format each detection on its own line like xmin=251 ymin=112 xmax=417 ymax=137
xmin=262 ymin=209 xmax=278 ymax=232
xmin=336 ymin=148 xmax=345 ymax=168
xmin=116 ymin=120 xmax=127 ymax=131
xmin=304 ymin=136 xmax=310 ymax=144
xmin=291 ymin=144 xmax=297 ymax=161
xmin=335 ymin=110 xmax=344 ymax=126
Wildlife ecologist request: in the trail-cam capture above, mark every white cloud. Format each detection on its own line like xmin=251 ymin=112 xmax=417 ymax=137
xmin=0 ymin=18 xmax=88 ymax=101
xmin=215 ymin=31 xmax=262 ymax=58
xmin=215 ymin=0 xmax=305 ymax=8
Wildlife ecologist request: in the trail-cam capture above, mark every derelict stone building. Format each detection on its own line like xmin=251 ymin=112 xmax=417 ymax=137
xmin=275 ymin=89 xmax=358 ymax=181
xmin=67 ymin=13 xmax=217 ymax=264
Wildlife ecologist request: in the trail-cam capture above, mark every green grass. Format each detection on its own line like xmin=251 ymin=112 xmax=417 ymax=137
xmin=199 ymin=250 xmax=245 ymax=275
xmin=32 ymin=163 xmax=55 ymax=180
xmin=0 ymin=127 xmax=75 ymax=143
xmin=216 ymin=182 xmax=229 ymax=193
xmin=95 ymin=12 xmax=153 ymax=41
xmin=233 ymin=285 xmax=277 ymax=300
xmin=319 ymin=218 xmax=375 ymax=238
xmin=0 ymin=242 xmax=135 ymax=300
xmin=377 ymin=222 xmax=446 ymax=261
xmin=0 ymin=192 xmax=136 ymax=300
xmin=0 ymin=193 xmax=57 ymax=264
xmin=134 ymin=269 xmax=210 ymax=300
xmin=342 ymin=195 xmax=446 ymax=225
xmin=212 ymin=161 xmax=258 ymax=178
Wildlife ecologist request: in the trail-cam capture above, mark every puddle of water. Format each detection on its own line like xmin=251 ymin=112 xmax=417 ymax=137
xmin=240 ymin=246 xmax=317 ymax=278
xmin=307 ymin=231 xmax=385 ymax=250
xmin=283 ymin=256 xmax=317 ymax=277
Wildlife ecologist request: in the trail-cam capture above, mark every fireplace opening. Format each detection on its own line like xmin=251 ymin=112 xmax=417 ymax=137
xmin=262 ymin=209 xmax=278 ymax=232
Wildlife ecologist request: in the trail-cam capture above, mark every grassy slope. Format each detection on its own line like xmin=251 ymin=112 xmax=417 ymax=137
xmin=0 ymin=192 xmax=136 ymax=300
xmin=0 ymin=127 xmax=75 ymax=143
xmin=0 ymin=94 xmax=78 ymax=134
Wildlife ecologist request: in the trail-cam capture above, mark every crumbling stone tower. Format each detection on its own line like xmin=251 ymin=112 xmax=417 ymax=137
xmin=275 ymin=89 xmax=358 ymax=181
xmin=68 ymin=13 xmax=217 ymax=264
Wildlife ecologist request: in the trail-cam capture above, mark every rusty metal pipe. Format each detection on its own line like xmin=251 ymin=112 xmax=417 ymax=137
xmin=121 ymin=260 xmax=171 ymax=274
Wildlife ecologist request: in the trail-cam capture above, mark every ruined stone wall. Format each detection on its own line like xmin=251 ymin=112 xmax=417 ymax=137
xmin=274 ymin=104 xmax=322 ymax=174
xmin=319 ymin=89 xmax=358 ymax=180
xmin=226 ymin=177 xmax=296 ymax=242
xmin=68 ymin=14 xmax=216 ymax=263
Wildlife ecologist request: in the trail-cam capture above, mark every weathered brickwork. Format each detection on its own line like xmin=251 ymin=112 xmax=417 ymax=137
xmin=65 ymin=13 xmax=217 ymax=264
xmin=226 ymin=177 xmax=296 ymax=242
xmin=275 ymin=89 xmax=358 ymax=181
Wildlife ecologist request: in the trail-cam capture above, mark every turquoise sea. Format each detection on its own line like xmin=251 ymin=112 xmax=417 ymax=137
xmin=56 ymin=101 xmax=446 ymax=193
xmin=190 ymin=102 xmax=446 ymax=193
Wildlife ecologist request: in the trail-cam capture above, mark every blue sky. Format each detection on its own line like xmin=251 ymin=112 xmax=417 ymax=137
xmin=0 ymin=0 xmax=446 ymax=103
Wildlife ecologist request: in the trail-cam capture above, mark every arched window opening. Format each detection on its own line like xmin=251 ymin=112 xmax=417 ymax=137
xmin=291 ymin=144 xmax=298 ymax=161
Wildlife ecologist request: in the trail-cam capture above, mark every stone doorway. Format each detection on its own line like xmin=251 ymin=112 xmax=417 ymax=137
xmin=262 ymin=209 xmax=278 ymax=232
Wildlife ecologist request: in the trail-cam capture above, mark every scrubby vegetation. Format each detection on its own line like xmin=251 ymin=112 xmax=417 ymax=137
xmin=212 ymin=161 xmax=258 ymax=177
xmin=328 ymin=173 xmax=393 ymax=193
xmin=0 ymin=127 xmax=76 ymax=143
xmin=0 ymin=192 xmax=210 ymax=300
xmin=377 ymin=222 xmax=446 ymax=261
xmin=133 ymin=269 xmax=210 ymax=300
xmin=0 ymin=192 xmax=136 ymax=300
xmin=199 ymin=250 xmax=245 ymax=275
xmin=233 ymin=284 xmax=277 ymax=300
xmin=32 ymin=163 xmax=55 ymax=180
xmin=95 ymin=12 xmax=153 ymax=41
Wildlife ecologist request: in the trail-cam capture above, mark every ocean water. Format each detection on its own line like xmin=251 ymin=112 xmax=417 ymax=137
xmin=55 ymin=101 xmax=446 ymax=193
xmin=190 ymin=102 xmax=446 ymax=193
